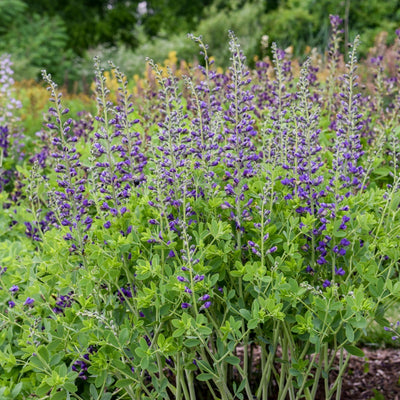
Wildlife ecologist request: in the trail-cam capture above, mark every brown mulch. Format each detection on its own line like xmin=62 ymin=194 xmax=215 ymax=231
xmin=338 ymin=347 xmax=400 ymax=400
xmin=240 ymin=345 xmax=400 ymax=399
xmin=197 ymin=346 xmax=400 ymax=399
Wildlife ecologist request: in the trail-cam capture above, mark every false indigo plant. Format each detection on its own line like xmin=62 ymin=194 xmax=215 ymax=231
xmin=1 ymin=23 xmax=400 ymax=400
xmin=42 ymin=70 xmax=93 ymax=260
xmin=0 ymin=55 xmax=24 ymax=195
xmin=91 ymin=58 xmax=146 ymax=225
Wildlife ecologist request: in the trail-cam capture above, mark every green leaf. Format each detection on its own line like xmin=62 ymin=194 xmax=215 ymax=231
xmin=11 ymin=383 xmax=23 ymax=397
xmin=63 ymin=382 xmax=77 ymax=393
xmin=157 ymin=333 xmax=165 ymax=347
xmin=141 ymin=356 xmax=149 ymax=369
xmin=225 ymin=356 xmax=240 ymax=366
xmin=51 ymin=390 xmax=67 ymax=400
xmin=90 ymin=384 xmax=99 ymax=399
xmin=197 ymin=326 xmax=212 ymax=336
xmin=50 ymin=353 xmax=63 ymax=366
xmin=239 ymin=309 xmax=251 ymax=321
xmin=248 ymin=319 xmax=258 ymax=329
xmin=172 ymin=328 xmax=185 ymax=338
xmin=38 ymin=346 xmax=50 ymax=363
xmin=119 ymin=328 xmax=130 ymax=345
xmin=343 ymin=345 xmax=364 ymax=357
xmin=196 ymin=373 xmax=214 ymax=381
xmin=171 ymin=319 xmax=182 ymax=328
xmin=373 ymin=167 xmax=390 ymax=176
xmin=36 ymin=383 xmax=52 ymax=397
xmin=374 ymin=315 xmax=390 ymax=327
xmin=184 ymin=339 xmax=201 ymax=347
xmin=345 ymin=324 xmax=354 ymax=343
xmin=30 ymin=355 xmax=45 ymax=370
xmin=95 ymin=370 xmax=107 ymax=388
xmin=116 ymin=379 xmax=134 ymax=388
xmin=289 ymin=368 xmax=302 ymax=377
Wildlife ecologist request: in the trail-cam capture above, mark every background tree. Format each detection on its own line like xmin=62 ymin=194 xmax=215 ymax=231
xmin=1 ymin=0 xmax=400 ymax=86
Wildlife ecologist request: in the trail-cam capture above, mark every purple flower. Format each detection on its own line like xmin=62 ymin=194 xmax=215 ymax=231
xmin=194 ymin=274 xmax=204 ymax=282
xmin=24 ymin=297 xmax=35 ymax=306
xmin=181 ymin=302 xmax=191 ymax=309
xmin=329 ymin=14 xmax=343 ymax=29
xmin=335 ymin=267 xmax=345 ymax=276
xmin=177 ymin=276 xmax=188 ymax=283
xmin=8 ymin=300 xmax=15 ymax=308
xmin=267 ymin=246 xmax=277 ymax=254
xmin=323 ymin=280 xmax=331 ymax=288
xmin=72 ymin=359 xmax=88 ymax=379
xmin=168 ymin=250 xmax=176 ymax=258
xmin=9 ymin=285 xmax=19 ymax=293
xmin=117 ymin=285 xmax=133 ymax=302
xmin=104 ymin=221 xmax=111 ymax=229
xmin=199 ymin=294 xmax=210 ymax=301
xmin=317 ymin=256 xmax=327 ymax=265
xmin=201 ymin=301 xmax=212 ymax=310
xmin=53 ymin=291 xmax=74 ymax=314
xmin=340 ymin=238 xmax=351 ymax=247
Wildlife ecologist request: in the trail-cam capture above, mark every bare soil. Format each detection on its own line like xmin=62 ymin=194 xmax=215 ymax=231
xmin=336 ymin=347 xmax=400 ymax=400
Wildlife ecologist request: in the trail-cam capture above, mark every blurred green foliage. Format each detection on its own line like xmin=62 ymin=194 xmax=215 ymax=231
xmin=0 ymin=0 xmax=400 ymax=86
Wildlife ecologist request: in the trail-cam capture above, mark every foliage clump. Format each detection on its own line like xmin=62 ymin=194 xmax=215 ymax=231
xmin=0 ymin=18 xmax=400 ymax=400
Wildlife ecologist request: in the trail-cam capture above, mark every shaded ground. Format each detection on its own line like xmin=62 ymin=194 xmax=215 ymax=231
xmin=186 ymin=346 xmax=400 ymax=399
xmin=338 ymin=347 xmax=400 ymax=400
xmin=237 ymin=345 xmax=400 ymax=400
